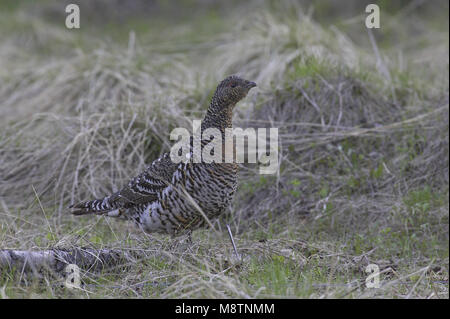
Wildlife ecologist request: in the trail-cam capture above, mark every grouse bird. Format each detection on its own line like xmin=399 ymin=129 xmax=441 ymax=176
xmin=70 ymin=75 xmax=257 ymax=236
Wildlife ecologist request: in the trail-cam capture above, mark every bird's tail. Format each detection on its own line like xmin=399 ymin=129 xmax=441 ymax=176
xmin=69 ymin=196 xmax=117 ymax=216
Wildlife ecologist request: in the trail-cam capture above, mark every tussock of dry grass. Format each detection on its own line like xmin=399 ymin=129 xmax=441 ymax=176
xmin=0 ymin=0 xmax=448 ymax=298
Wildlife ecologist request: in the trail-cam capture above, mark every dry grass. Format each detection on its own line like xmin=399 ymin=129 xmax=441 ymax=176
xmin=0 ymin=0 xmax=448 ymax=298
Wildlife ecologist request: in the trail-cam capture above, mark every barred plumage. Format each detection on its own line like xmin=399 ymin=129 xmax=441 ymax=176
xmin=70 ymin=76 xmax=256 ymax=236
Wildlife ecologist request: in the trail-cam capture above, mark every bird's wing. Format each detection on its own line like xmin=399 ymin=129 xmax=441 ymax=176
xmin=109 ymin=152 xmax=177 ymax=207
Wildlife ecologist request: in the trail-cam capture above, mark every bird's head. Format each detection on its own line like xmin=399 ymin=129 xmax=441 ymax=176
xmin=213 ymin=75 xmax=257 ymax=106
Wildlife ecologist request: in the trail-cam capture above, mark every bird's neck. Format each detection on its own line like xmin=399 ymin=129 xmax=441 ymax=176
xmin=201 ymin=95 xmax=234 ymax=133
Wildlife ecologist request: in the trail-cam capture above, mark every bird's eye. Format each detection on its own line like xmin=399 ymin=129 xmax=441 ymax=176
xmin=230 ymin=82 xmax=237 ymax=88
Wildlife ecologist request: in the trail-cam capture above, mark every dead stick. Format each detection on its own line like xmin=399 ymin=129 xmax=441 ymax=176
xmin=0 ymin=247 xmax=141 ymax=276
xmin=226 ymin=224 xmax=241 ymax=260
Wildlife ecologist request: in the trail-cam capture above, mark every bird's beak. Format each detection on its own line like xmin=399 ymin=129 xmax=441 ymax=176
xmin=246 ymin=81 xmax=257 ymax=89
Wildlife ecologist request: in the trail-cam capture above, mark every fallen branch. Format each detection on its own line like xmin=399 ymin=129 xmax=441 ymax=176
xmin=0 ymin=247 xmax=141 ymax=276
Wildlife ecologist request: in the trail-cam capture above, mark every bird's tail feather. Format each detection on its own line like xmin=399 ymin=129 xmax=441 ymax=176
xmin=69 ymin=196 xmax=117 ymax=216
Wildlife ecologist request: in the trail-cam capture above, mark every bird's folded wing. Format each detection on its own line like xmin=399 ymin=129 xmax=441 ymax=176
xmin=109 ymin=152 xmax=177 ymax=207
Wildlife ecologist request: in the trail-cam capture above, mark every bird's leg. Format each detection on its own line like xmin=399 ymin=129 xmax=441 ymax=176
xmin=182 ymin=230 xmax=194 ymax=255
xmin=169 ymin=230 xmax=193 ymax=254
xmin=186 ymin=229 xmax=193 ymax=244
